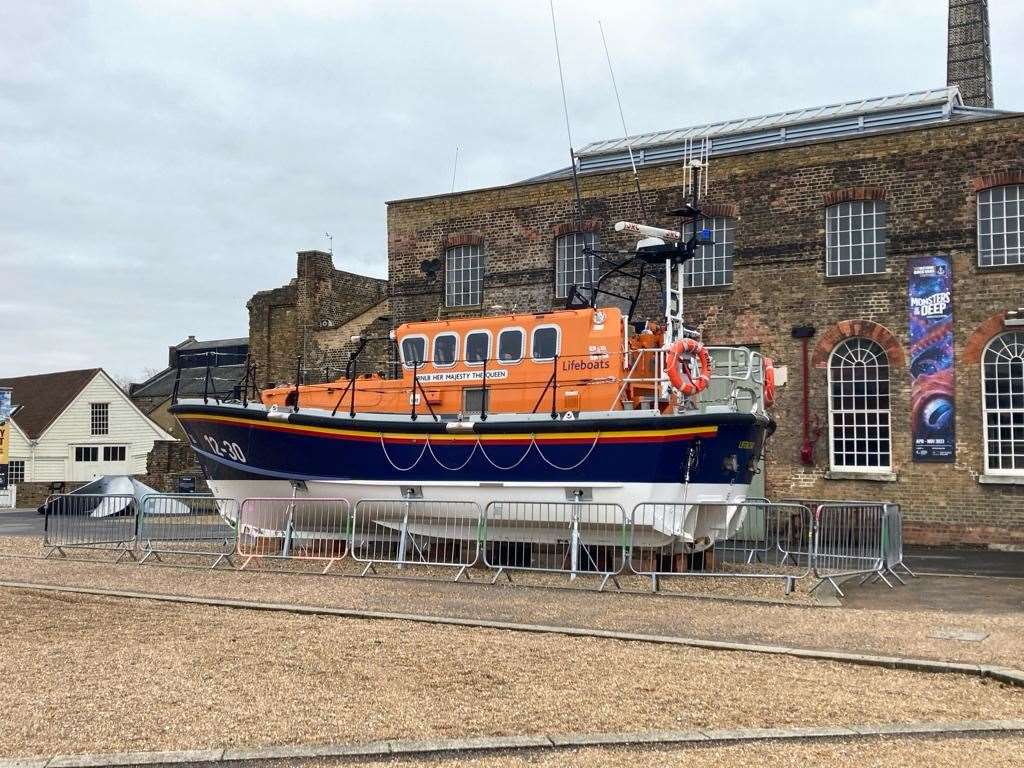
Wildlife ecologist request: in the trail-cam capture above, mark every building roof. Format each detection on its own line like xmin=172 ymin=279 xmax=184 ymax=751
xmin=0 ymin=368 xmax=100 ymax=439
xmin=130 ymin=364 xmax=248 ymax=400
xmin=528 ymin=86 xmax=1020 ymax=179
xmin=176 ymin=336 xmax=249 ymax=351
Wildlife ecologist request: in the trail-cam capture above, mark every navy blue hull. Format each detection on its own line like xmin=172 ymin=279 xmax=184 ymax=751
xmin=172 ymin=404 xmax=768 ymax=487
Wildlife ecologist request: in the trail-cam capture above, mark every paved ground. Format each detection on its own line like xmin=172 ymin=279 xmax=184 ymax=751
xmin=0 ymin=508 xmax=42 ymax=536
xmin=841 ymin=573 xmax=1024 ymax=614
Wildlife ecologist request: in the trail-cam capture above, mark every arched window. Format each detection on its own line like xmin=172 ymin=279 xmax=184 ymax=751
xmin=828 ymin=338 xmax=891 ymax=471
xmin=978 ymin=185 xmax=1023 ymax=267
xmin=555 ymin=232 xmax=598 ymax=298
xmin=826 ymin=200 xmax=887 ymax=277
xmin=445 ymin=244 xmax=483 ymax=308
xmin=983 ymin=331 xmax=1024 ymax=474
xmin=683 ymin=216 xmax=735 ymax=287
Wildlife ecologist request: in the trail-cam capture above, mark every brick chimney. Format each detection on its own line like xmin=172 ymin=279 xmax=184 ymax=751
xmin=947 ymin=0 xmax=994 ymax=108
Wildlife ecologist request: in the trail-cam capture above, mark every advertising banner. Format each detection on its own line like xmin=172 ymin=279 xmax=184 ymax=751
xmin=0 ymin=388 xmax=10 ymax=489
xmin=908 ymin=255 xmax=955 ymax=462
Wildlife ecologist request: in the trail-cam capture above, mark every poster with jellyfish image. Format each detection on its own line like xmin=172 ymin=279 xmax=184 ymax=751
xmin=908 ymin=255 xmax=955 ymax=462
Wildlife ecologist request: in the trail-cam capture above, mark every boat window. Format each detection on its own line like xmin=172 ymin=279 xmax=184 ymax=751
xmin=433 ymin=333 xmax=458 ymax=367
xmin=465 ymin=331 xmax=490 ymax=366
xmin=497 ymin=328 xmax=524 ymax=364
xmin=532 ymin=325 xmax=560 ymax=361
xmin=401 ymin=335 xmax=427 ymax=368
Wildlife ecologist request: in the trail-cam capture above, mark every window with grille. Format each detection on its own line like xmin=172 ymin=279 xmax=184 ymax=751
xmin=555 ymin=232 xmax=598 ymax=298
xmin=8 ymin=460 xmax=24 ymax=484
xmin=75 ymin=446 xmax=99 ymax=462
xmin=103 ymin=446 xmax=126 ymax=462
xmin=682 ymin=217 xmax=734 ymax=287
xmin=445 ymin=244 xmax=483 ymax=307
xmin=978 ymin=185 xmax=1023 ymax=267
xmin=983 ymin=331 xmax=1024 ymax=474
xmin=828 ymin=338 xmax=891 ymax=471
xmin=826 ymin=201 xmax=887 ymax=277
xmin=90 ymin=402 xmax=109 ymax=435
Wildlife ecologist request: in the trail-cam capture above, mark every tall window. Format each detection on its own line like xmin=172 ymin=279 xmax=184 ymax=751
xmin=983 ymin=331 xmax=1024 ymax=474
xmin=978 ymin=185 xmax=1023 ymax=267
xmin=828 ymin=338 xmax=891 ymax=471
xmin=683 ymin=216 xmax=734 ymax=287
xmin=826 ymin=200 xmax=887 ymax=277
xmin=445 ymin=244 xmax=483 ymax=307
xmin=555 ymin=232 xmax=598 ymax=298
xmin=8 ymin=460 xmax=25 ymax=484
xmin=90 ymin=403 xmax=109 ymax=436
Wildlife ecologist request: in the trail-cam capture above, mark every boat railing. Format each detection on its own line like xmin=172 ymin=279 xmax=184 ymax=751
xmin=170 ymin=350 xmax=255 ymax=407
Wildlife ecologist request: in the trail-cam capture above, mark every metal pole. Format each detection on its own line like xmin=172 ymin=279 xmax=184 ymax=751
xmin=550 ymin=353 xmax=559 ymax=419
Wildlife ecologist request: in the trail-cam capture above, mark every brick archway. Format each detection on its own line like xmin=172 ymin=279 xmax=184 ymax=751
xmin=963 ymin=312 xmax=1008 ymax=364
xmin=811 ymin=320 xmax=906 ymax=369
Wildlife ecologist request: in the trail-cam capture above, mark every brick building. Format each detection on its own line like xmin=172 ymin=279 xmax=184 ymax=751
xmin=383 ymin=1 xmax=1024 ymax=544
xmin=248 ymin=250 xmax=390 ymax=387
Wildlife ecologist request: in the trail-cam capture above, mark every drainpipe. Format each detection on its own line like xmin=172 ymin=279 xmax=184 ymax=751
xmin=791 ymin=325 xmax=817 ymax=465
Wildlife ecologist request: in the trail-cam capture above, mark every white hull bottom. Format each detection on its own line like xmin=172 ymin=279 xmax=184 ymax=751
xmin=208 ymin=478 xmax=753 ymax=546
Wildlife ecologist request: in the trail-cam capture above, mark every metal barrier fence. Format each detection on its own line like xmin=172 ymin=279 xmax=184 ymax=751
xmin=237 ymin=497 xmax=352 ymax=573
xmin=881 ymin=503 xmax=916 ymax=583
xmin=35 ymin=491 xmax=912 ymax=598
xmin=137 ymin=494 xmax=239 ymax=568
xmin=482 ymin=501 xmax=627 ymax=590
xmin=351 ymin=499 xmax=482 ymax=580
xmin=629 ymin=501 xmax=814 ymax=593
xmin=43 ymin=494 xmax=139 ymax=561
xmin=810 ymin=502 xmax=889 ymax=596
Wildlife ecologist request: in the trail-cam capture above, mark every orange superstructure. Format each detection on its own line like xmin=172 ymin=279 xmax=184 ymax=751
xmin=262 ymin=307 xmax=669 ymax=416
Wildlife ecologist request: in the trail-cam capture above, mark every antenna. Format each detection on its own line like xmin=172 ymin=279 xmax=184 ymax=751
xmin=598 ymin=20 xmax=647 ymax=222
xmin=549 ymin=0 xmax=584 ymax=231
xmin=449 ymin=145 xmax=460 ymax=195
xmin=324 ymin=232 xmax=333 ymax=254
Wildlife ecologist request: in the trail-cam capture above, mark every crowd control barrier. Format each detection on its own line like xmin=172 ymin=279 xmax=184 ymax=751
xmin=482 ymin=501 xmax=627 ymax=590
xmin=351 ymin=499 xmax=482 ymax=580
xmin=237 ymin=497 xmax=351 ymax=573
xmin=43 ymin=494 xmax=139 ymax=561
xmin=137 ymin=494 xmax=238 ymax=567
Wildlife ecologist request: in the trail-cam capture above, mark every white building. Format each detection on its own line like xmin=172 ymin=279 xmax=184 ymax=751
xmin=1 ymin=368 xmax=175 ymax=488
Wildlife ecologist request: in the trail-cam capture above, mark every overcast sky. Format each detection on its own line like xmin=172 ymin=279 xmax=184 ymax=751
xmin=3 ymin=0 xmax=1022 ymax=382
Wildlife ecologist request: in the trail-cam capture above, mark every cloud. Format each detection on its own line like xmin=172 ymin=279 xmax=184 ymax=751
xmin=2 ymin=0 xmax=1021 ymax=380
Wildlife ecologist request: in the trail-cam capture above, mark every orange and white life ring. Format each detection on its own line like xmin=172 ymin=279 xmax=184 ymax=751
xmin=763 ymin=357 xmax=776 ymax=408
xmin=664 ymin=338 xmax=712 ymax=397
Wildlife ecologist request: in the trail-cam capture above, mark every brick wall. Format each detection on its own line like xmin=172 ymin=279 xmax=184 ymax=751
xmin=386 ymin=115 xmax=1024 ymax=545
xmin=248 ymin=251 xmax=389 ymax=387
xmin=138 ymin=439 xmax=208 ymax=494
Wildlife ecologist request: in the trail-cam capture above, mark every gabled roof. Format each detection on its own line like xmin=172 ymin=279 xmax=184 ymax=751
xmin=0 ymin=369 xmax=100 ymax=439
xmin=177 ymin=336 xmax=249 ymax=351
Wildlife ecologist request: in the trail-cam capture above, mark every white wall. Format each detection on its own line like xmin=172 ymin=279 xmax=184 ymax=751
xmin=18 ymin=371 xmax=174 ymax=482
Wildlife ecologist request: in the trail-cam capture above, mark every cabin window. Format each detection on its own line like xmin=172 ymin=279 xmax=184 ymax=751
xmin=400 ymin=335 xmax=427 ymax=368
xmin=555 ymin=232 xmax=599 ymax=299
xmin=445 ymin=244 xmax=483 ymax=307
xmin=532 ymin=325 xmax=560 ymax=361
xmin=465 ymin=331 xmax=490 ymax=366
xmin=497 ymin=328 xmax=524 ymax=364
xmin=433 ymin=333 xmax=458 ymax=367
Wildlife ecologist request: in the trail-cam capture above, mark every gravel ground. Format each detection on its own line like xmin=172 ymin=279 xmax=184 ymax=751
xmin=2 ymin=539 xmax=1023 ymax=669
xmin=281 ymin=736 xmax=1024 ymax=768
xmin=2 ymin=588 xmax=1023 ymax=759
